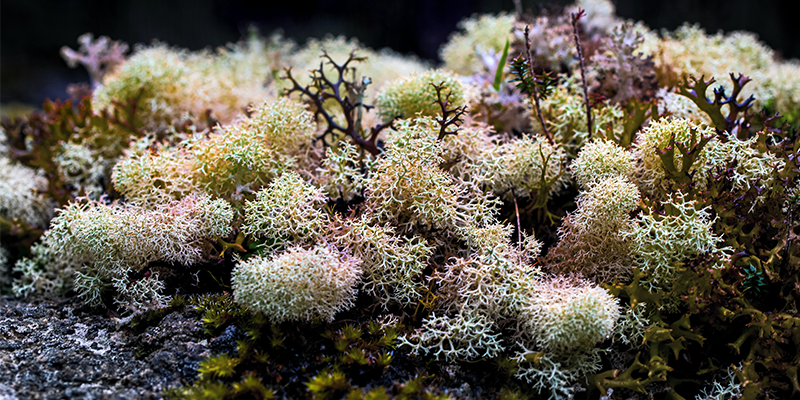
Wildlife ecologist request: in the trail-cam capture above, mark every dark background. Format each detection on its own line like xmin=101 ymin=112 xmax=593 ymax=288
xmin=1 ymin=0 xmax=796 ymax=106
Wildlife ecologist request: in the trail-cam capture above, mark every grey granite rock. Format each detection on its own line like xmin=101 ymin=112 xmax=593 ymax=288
xmin=0 ymin=296 xmax=209 ymax=399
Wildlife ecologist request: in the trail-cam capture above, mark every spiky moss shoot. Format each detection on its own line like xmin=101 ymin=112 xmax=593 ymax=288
xmin=0 ymin=157 xmax=54 ymax=228
xmin=332 ymin=216 xmax=433 ymax=307
xmin=399 ymin=313 xmax=504 ymax=361
xmin=232 ymin=244 xmax=362 ymax=323
xmin=530 ymin=74 xmax=625 ymax=157
xmin=440 ymin=13 xmax=515 ymax=76
xmin=376 ymin=69 xmax=466 ymax=121
xmin=522 ymin=276 xmax=619 ymax=353
xmin=40 ymin=193 xmax=232 ymax=310
xmin=571 ymin=138 xmax=636 ymax=190
xmin=190 ymin=99 xmax=316 ymax=201
xmin=633 ymin=117 xmax=717 ymax=195
xmin=571 ymin=0 xmax=623 ymax=36
xmin=626 ymin=192 xmax=729 ymax=291
xmin=94 ymin=35 xmax=282 ymax=127
xmin=547 ymin=175 xmax=640 ymax=282
xmin=481 ymin=134 xmax=569 ymax=200
xmin=242 ymin=172 xmax=329 ymax=253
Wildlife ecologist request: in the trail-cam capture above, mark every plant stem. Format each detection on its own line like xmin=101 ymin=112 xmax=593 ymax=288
xmin=571 ymin=10 xmax=593 ymax=139
xmin=523 ymin=25 xmax=553 ymax=146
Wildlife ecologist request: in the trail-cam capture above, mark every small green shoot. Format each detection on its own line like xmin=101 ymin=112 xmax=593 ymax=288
xmin=494 ymin=39 xmax=510 ymax=91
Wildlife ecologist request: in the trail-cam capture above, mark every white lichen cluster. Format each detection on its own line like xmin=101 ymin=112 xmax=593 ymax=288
xmin=242 ymin=172 xmax=329 ymax=253
xmin=626 ymin=192 xmax=730 ymax=290
xmin=549 ymin=174 xmax=641 ymax=282
xmin=332 ymin=216 xmax=433 ymax=307
xmin=94 ymin=33 xmax=286 ymax=127
xmin=232 ymin=244 xmax=362 ymax=323
xmin=21 ymin=194 xmax=232 ymax=310
xmin=0 ymin=158 xmax=55 ymax=229
xmin=640 ymin=24 xmax=800 ymax=122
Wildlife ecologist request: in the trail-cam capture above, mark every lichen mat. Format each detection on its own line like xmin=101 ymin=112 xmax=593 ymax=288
xmin=1 ymin=0 xmax=798 ymax=398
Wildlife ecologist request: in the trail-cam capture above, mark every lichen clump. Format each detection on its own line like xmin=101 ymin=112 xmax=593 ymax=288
xmin=3 ymin=1 xmax=799 ymax=399
xmin=232 ymin=244 xmax=362 ymax=323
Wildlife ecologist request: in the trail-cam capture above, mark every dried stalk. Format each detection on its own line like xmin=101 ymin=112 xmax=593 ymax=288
xmin=571 ymin=9 xmax=593 ymax=139
xmin=523 ymin=25 xmax=553 ymax=146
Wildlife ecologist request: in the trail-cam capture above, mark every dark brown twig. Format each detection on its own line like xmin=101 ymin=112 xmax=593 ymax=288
xmin=431 ymin=81 xmax=468 ymax=141
xmin=571 ymin=9 xmax=593 ymax=139
xmin=284 ymin=50 xmax=391 ymax=156
xmin=523 ymin=25 xmax=553 ymax=145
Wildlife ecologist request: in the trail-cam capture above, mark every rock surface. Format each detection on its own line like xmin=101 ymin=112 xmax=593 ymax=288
xmin=0 ymin=296 xmax=208 ymax=399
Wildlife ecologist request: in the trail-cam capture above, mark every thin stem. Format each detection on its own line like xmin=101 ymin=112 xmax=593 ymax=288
xmin=523 ymin=25 xmax=553 ymax=146
xmin=571 ymin=9 xmax=592 ymax=139
xmin=513 ymin=190 xmax=522 ymax=251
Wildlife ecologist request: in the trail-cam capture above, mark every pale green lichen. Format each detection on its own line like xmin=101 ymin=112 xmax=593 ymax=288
xmin=612 ymin=302 xmax=654 ymax=348
xmin=548 ymin=175 xmax=640 ymax=283
xmin=376 ymin=69 xmax=466 ymax=120
xmin=399 ymin=313 xmax=504 ymax=362
xmin=531 ymin=75 xmax=626 ymax=157
xmin=112 ymin=144 xmax=197 ymax=206
xmin=242 ymin=172 xmax=329 ymax=252
xmin=480 ymin=134 xmax=570 ymax=200
xmin=231 ymin=244 xmax=362 ymax=323
xmin=0 ymin=157 xmax=54 ymax=228
xmin=94 ymin=33 xmax=284 ymax=127
xmin=440 ymin=13 xmax=515 ymax=76
xmin=704 ymin=132 xmax=786 ymax=200
xmin=626 ymin=192 xmax=729 ymax=290
xmin=364 ymin=119 xmax=467 ymax=232
xmin=514 ymin=347 xmax=605 ymax=399
xmin=332 ymin=216 xmax=432 ymax=307
xmin=632 ymin=117 xmax=716 ymax=195
xmin=316 ymin=142 xmax=373 ymax=202
xmin=40 ymin=193 xmax=232 ymax=310
xmin=522 ymin=276 xmax=620 ymax=353
xmin=54 ymin=142 xmax=110 ymax=200
xmin=641 ymin=23 xmax=800 ymax=122
xmin=695 ymin=364 xmax=743 ymax=400
xmin=13 ymin=232 xmax=78 ymax=298
xmin=190 ymin=99 xmax=316 ymax=201
xmin=571 ymin=138 xmax=636 ymax=190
